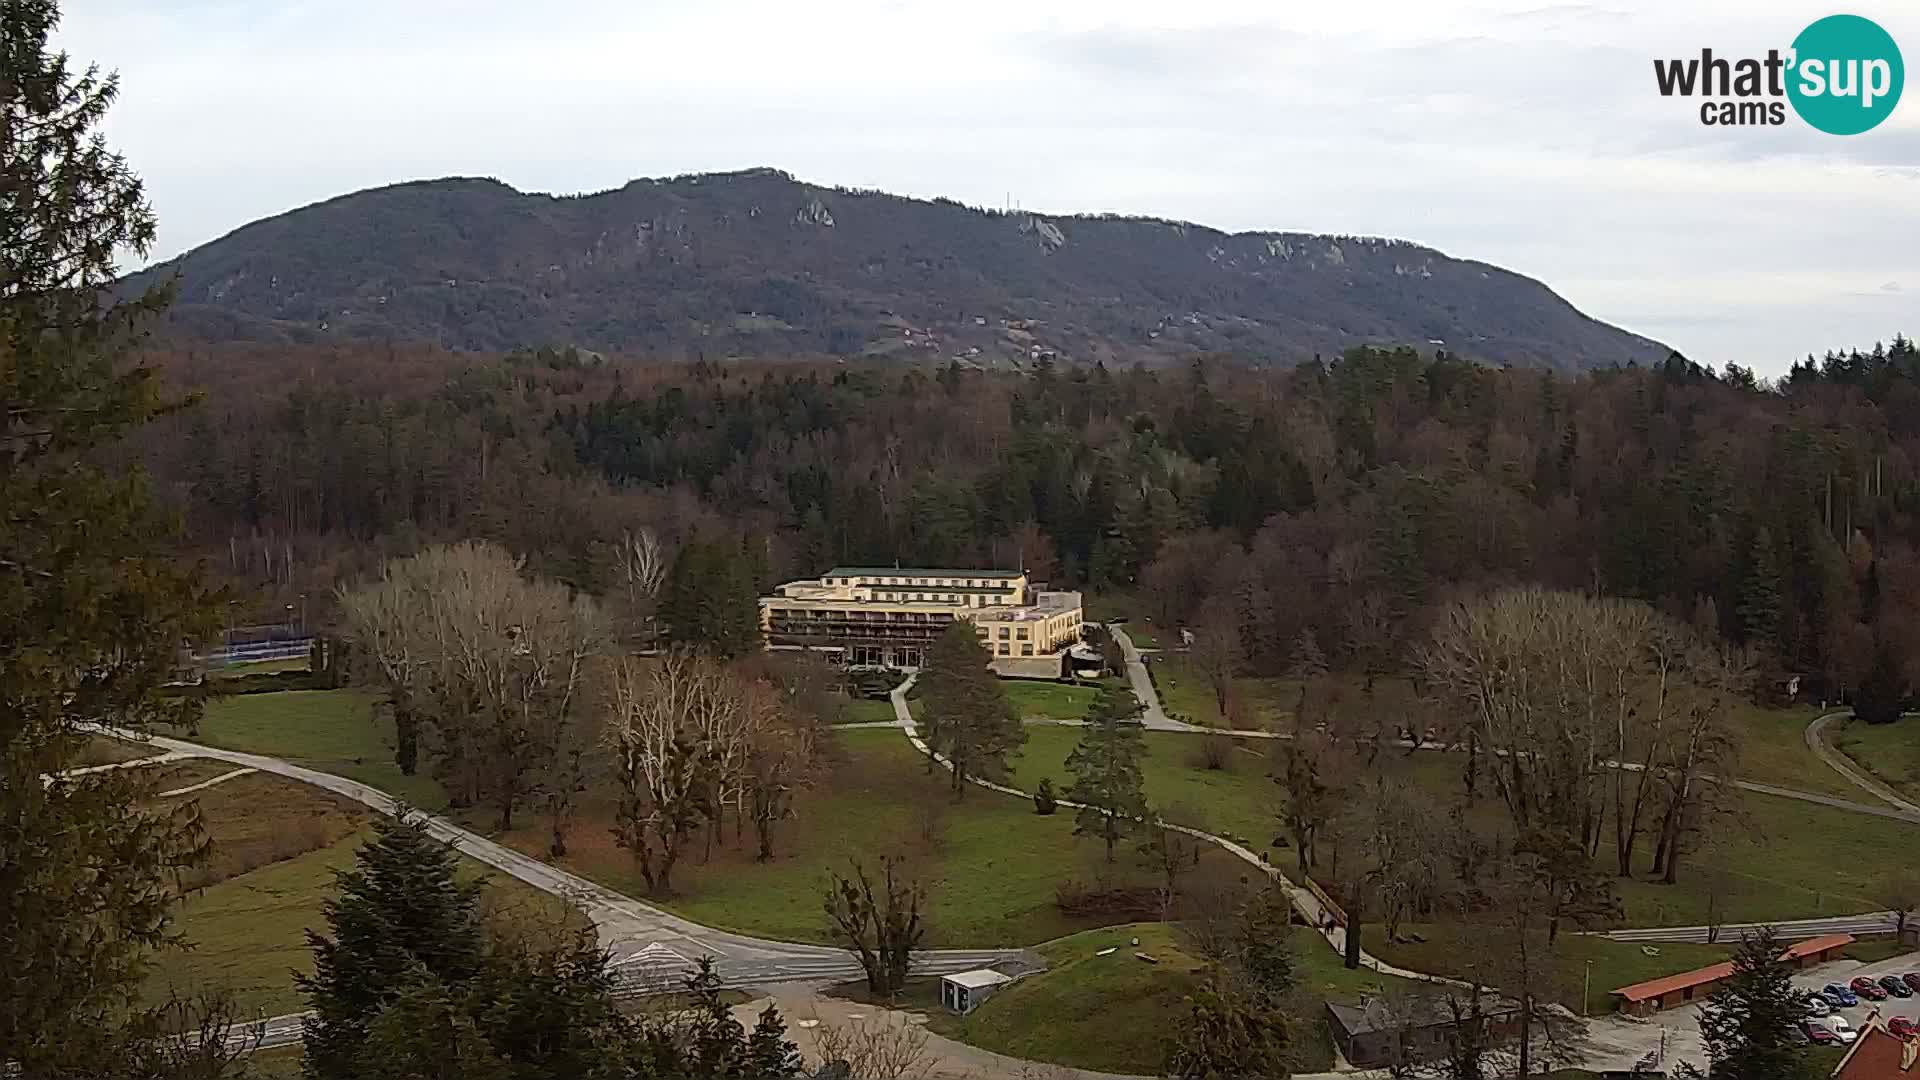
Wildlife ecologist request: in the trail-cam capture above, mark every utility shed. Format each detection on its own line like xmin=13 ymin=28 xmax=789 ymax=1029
xmin=940 ymin=969 xmax=1013 ymax=1014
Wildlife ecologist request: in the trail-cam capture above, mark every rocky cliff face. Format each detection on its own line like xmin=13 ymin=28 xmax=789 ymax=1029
xmin=125 ymin=167 xmax=1667 ymax=370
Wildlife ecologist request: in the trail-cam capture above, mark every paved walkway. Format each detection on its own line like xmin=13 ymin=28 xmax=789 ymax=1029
xmin=92 ymin=727 xmax=1029 ymax=985
xmin=157 ymin=766 xmax=257 ymax=798
xmin=885 ymin=677 xmax=1466 ymax=990
xmin=1807 ymin=711 xmax=1920 ymax=817
xmin=1110 ymin=623 xmax=1187 ymax=731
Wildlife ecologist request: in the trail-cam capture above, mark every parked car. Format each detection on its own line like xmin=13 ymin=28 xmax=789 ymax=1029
xmin=1817 ymin=1015 xmax=1860 ymax=1044
xmin=1904 ymin=973 xmax=1920 ymax=993
xmin=1889 ymin=1017 xmax=1918 ymax=1039
xmin=1824 ymin=983 xmax=1860 ymax=1007
xmin=1804 ymin=994 xmax=1832 ymax=1017
xmin=1784 ymin=1023 xmax=1811 ymax=1046
xmin=1802 ymin=1021 xmax=1841 ymax=1046
xmin=1880 ymin=975 xmax=1914 ymax=998
xmin=1851 ymin=976 xmax=1889 ymax=1001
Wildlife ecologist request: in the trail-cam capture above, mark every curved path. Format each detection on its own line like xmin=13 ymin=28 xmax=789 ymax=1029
xmin=1806 ymin=711 xmax=1920 ymax=818
xmin=884 ymin=677 xmax=1467 ymax=990
xmin=101 ymin=727 xmax=1031 ymax=993
xmin=1112 ymin=625 xmax=1920 ymax=826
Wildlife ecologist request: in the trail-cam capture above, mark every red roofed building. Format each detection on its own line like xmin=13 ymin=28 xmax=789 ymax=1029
xmin=1831 ymin=1015 xmax=1919 ymax=1080
xmin=1609 ymin=934 xmax=1855 ymax=1016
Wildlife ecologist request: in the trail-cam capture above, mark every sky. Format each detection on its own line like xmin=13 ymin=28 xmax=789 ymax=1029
xmin=61 ymin=0 xmax=1920 ymax=375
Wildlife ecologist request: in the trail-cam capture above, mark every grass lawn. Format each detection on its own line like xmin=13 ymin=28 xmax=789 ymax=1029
xmin=1843 ymin=937 xmax=1913 ymax=964
xmin=1727 ymin=706 xmax=1862 ymax=799
xmin=1830 ymin=717 xmax=1920 ymax=803
xmin=212 ymin=656 xmax=312 ymax=678
xmin=246 ymin=1046 xmax=305 ymax=1078
xmin=478 ymin=729 xmax=1241 ymax=948
xmin=1008 ymin=724 xmax=1914 ymax=927
xmin=842 ymin=697 xmax=898 ymax=724
xmin=1084 ymin=594 xmax=1166 ymax=649
xmin=1002 ymin=679 xmax=1103 ymax=722
xmin=929 ymin=921 xmax=1420 ymax=1074
xmin=190 ymin=690 xmax=447 ymax=810
xmin=1005 ymin=725 xmax=1280 ymax=848
xmin=148 ymin=825 xmax=590 ymax=1019
xmin=78 ymin=734 xmax=162 ymax=765
xmin=1372 ymin=924 xmax=1731 ymax=1013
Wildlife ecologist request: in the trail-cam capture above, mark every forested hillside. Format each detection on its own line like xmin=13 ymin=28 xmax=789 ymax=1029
xmin=130 ymin=337 xmax=1920 ymax=707
xmin=123 ymin=168 xmax=1667 ymax=371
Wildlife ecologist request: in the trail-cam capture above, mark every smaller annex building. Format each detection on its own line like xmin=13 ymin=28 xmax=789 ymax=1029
xmin=940 ymin=968 xmax=1014 ymax=1015
xmin=1325 ymin=996 xmax=1523 ymax=1068
xmin=1610 ymin=933 xmax=1854 ymax=1016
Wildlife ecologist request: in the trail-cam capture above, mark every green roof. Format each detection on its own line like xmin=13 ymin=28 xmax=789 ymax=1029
xmin=824 ymin=567 xmax=1023 ymax=580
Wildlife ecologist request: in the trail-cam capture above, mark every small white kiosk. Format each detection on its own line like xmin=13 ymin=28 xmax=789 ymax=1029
xmin=940 ymin=968 xmax=1014 ymax=1014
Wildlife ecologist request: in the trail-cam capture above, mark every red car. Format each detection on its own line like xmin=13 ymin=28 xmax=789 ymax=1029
xmin=1851 ymin=976 xmax=1889 ymax=1001
xmin=1890 ymin=1017 xmax=1918 ymax=1039
xmin=1803 ymin=1022 xmax=1841 ymax=1046
xmin=1904 ymin=973 xmax=1920 ymax=994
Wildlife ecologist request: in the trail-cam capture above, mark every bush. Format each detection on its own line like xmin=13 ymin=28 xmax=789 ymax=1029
xmin=1034 ymin=777 xmax=1059 ymax=815
xmin=1187 ymin=733 xmax=1233 ymax=771
xmin=1053 ymin=879 xmax=1163 ymax=919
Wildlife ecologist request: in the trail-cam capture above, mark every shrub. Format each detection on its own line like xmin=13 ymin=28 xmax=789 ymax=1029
xmin=1187 ymin=733 xmax=1233 ymax=771
xmin=1034 ymin=777 xmax=1059 ymax=815
xmin=1053 ymin=879 xmax=1163 ymax=919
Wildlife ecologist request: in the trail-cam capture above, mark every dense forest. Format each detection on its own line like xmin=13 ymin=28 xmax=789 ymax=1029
xmin=128 ymin=337 xmax=1920 ymax=705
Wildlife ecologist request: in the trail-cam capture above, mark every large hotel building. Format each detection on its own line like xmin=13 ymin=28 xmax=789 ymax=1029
xmin=759 ymin=567 xmax=1085 ymax=677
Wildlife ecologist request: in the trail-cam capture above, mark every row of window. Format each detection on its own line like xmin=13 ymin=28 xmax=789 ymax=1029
xmin=837 ymin=576 xmax=1009 ymax=588
xmin=993 ymin=642 xmax=1037 ymax=657
xmin=873 ymin=591 xmax=1008 ymax=605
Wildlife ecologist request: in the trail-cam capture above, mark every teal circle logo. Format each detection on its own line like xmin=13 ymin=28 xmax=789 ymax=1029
xmin=1788 ymin=14 xmax=1904 ymax=135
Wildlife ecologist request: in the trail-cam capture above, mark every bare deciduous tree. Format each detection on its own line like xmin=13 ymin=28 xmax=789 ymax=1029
xmin=338 ymin=541 xmax=603 ymax=833
xmin=811 ymin=1015 xmax=935 ymax=1080
xmin=1188 ymin=600 xmax=1243 ymax=723
xmin=822 ymin=856 xmax=927 ymax=1001
xmin=606 ymin=651 xmax=723 ymax=895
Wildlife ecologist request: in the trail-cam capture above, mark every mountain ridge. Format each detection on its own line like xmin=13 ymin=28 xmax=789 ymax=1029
xmin=126 ymin=167 xmax=1669 ymax=370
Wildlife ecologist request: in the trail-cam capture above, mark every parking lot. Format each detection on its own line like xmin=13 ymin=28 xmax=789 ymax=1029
xmin=1585 ymin=945 xmax=1920 ymax=1073
xmin=1791 ymin=949 xmax=1920 ymax=1043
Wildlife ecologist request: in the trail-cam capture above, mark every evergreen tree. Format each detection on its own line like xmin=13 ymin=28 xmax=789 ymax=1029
xmin=299 ymin=814 xmax=486 ymax=1079
xmin=1163 ymin=969 xmax=1293 ymax=1080
xmin=1695 ymin=928 xmax=1809 ymax=1080
xmin=1 ymin=2 xmax=224 ymax=1073
xmin=684 ymin=957 xmax=747 ymax=1078
xmin=1065 ymin=683 xmax=1149 ymax=862
xmin=1289 ymin=628 xmax=1328 ymax=678
xmin=745 ymin=1004 xmax=804 ymax=1078
xmin=1736 ymin=527 xmax=1783 ymax=649
xmin=1235 ymin=887 xmax=1296 ymax=1009
xmin=659 ymin=538 xmax=762 ymax=658
xmin=1853 ymin=635 xmax=1908 ymax=724
xmin=917 ymin=621 xmax=1025 ymax=796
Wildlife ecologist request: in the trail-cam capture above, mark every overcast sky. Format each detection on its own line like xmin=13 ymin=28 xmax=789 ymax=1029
xmin=62 ymin=0 xmax=1920 ymax=375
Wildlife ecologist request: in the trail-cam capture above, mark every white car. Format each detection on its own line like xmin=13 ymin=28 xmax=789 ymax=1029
xmin=1804 ymin=995 xmax=1832 ymax=1017
xmin=1815 ymin=1015 xmax=1858 ymax=1044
